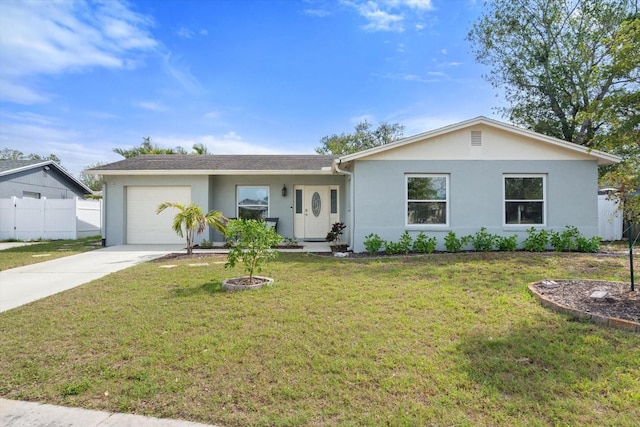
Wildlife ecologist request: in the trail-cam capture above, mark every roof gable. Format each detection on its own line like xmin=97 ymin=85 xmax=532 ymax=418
xmin=338 ymin=117 xmax=620 ymax=166
xmin=0 ymin=160 xmax=93 ymax=195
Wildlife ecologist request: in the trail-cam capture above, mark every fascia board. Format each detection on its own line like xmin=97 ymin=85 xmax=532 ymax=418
xmin=85 ymin=169 xmax=336 ymax=176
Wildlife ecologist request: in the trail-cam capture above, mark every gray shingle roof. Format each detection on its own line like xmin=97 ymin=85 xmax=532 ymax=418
xmin=89 ymin=155 xmax=339 ymax=172
xmin=0 ymin=159 xmax=48 ymax=174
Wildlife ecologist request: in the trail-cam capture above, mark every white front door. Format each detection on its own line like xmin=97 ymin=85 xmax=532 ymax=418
xmin=304 ymin=186 xmax=330 ymax=239
xmin=294 ymin=185 xmax=338 ymax=240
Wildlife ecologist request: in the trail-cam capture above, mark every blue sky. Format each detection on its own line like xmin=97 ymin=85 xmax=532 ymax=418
xmin=0 ymin=0 xmax=501 ymax=177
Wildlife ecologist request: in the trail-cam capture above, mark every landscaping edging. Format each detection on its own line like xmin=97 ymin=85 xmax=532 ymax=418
xmin=528 ymin=281 xmax=640 ymax=332
xmin=222 ymin=276 xmax=274 ymax=291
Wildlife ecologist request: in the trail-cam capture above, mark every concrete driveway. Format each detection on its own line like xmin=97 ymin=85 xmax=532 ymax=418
xmin=0 ymin=245 xmax=183 ymax=312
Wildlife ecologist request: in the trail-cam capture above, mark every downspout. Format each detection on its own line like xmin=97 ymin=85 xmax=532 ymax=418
xmin=101 ymin=179 xmax=107 ymax=246
xmin=334 ymin=160 xmax=354 ymax=251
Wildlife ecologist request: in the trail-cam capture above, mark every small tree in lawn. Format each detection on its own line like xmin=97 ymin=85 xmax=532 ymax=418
xmin=156 ymin=202 xmax=226 ymax=255
xmin=225 ymin=219 xmax=282 ymax=283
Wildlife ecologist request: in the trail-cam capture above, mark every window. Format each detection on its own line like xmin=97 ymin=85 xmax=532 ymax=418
xmin=23 ymin=191 xmax=41 ymax=199
xmin=330 ymin=189 xmax=338 ymax=214
xmin=406 ymin=174 xmax=448 ymax=225
xmin=237 ymin=186 xmax=269 ymax=220
xmin=504 ymin=175 xmax=545 ymax=225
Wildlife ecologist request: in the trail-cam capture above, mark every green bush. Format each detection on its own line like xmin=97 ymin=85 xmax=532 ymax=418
xmin=522 ymin=227 xmax=549 ymax=252
xmin=384 ymin=240 xmax=403 ymax=255
xmin=576 ymin=236 xmax=601 ymax=253
xmin=398 ymin=231 xmax=413 ymax=254
xmin=444 ymin=231 xmax=464 ymax=253
xmin=413 ymin=232 xmax=437 ymax=254
xmin=467 ymin=227 xmax=498 ymax=252
xmin=497 ymin=234 xmax=518 ymax=251
xmin=199 ymin=239 xmax=214 ymax=249
xmin=549 ymin=225 xmax=580 ymax=252
xmin=363 ymin=233 xmax=384 ymax=254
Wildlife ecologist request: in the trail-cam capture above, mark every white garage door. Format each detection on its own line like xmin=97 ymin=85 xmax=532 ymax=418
xmin=127 ymin=186 xmax=191 ymax=244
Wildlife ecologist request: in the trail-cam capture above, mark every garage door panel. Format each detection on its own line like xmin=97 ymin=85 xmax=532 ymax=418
xmin=127 ymin=186 xmax=191 ymax=244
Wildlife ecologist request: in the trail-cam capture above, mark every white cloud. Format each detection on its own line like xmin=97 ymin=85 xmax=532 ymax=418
xmin=303 ymin=8 xmax=331 ymax=17
xmin=176 ymin=27 xmax=194 ymax=38
xmin=0 ymin=0 xmax=157 ymax=104
xmin=342 ymin=0 xmax=434 ymax=32
xmin=155 ymin=133 xmax=282 ymax=155
xmin=135 ymin=101 xmax=169 ymax=112
xmin=204 ymin=111 xmax=220 ymax=119
xmin=0 ymin=115 xmax=122 ymax=176
xmin=163 ymin=52 xmax=203 ymax=95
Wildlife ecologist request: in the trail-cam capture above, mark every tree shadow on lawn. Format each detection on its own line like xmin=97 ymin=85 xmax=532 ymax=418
xmin=456 ymin=315 xmax=638 ymax=418
xmin=169 ymin=281 xmax=223 ymax=297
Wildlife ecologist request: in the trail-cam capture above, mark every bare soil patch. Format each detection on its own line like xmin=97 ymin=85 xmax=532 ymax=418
xmin=533 ymin=279 xmax=640 ymax=323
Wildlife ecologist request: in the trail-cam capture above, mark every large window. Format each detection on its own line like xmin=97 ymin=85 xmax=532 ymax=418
xmin=237 ymin=186 xmax=269 ymax=220
xmin=406 ymin=174 xmax=449 ymax=225
xmin=504 ymin=175 xmax=545 ymax=225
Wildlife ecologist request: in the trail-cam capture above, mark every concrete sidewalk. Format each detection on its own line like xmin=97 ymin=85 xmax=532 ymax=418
xmin=0 ymin=245 xmax=183 ymax=312
xmin=0 ymin=399 xmax=217 ymax=427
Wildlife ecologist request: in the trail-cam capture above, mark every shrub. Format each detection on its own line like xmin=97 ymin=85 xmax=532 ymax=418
xmin=467 ymin=227 xmax=498 ymax=252
xmin=384 ymin=240 xmax=404 ymax=255
xmin=398 ymin=231 xmax=413 ymax=254
xmin=576 ymin=236 xmax=601 ymax=253
xmin=364 ymin=233 xmax=384 ymax=254
xmin=444 ymin=231 xmax=464 ymax=253
xmin=199 ymin=239 xmax=214 ymax=249
xmin=522 ymin=227 xmax=549 ymax=252
xmin=549 ymin=225 xmax=580 ymax=252
xmin=225 ymin=219 xmax=282 ymax=281
xmin=326 ymin=222 xmax=347 ymax=246
xmin=413 ymin=232 xmax=437 ymax=254
xmin=497 ymin=234 xmax=518 ymax=251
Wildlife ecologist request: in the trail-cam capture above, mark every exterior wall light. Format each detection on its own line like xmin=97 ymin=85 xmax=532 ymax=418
xmin=281 ymin=184 xmax=287 ymax=197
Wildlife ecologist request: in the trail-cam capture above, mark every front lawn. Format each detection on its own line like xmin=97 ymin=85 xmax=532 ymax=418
xmin=0 ymin=236 xmax=102 ymax=271
xmin=0 ymin=252 xmax=638 ymax=426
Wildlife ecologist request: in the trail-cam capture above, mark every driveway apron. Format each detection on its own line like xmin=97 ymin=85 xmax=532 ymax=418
xmin=0 ymin=245 xmax=183 ymax=312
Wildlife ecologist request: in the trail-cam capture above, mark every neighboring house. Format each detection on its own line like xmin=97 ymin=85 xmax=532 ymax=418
xmin=87 ymin=117 xmax=620 ymax=250
xmin=0 ymin=160 xmax=93 ymax=199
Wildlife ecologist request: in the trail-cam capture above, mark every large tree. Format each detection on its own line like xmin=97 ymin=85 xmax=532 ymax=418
xmin=468 ymin=0 xmax=639 ymax=147
xmin=78 ymin=162 xmax=105 ymax=192
xmin=469 ymin=0 xmax=639 ymax=230
xmin=315 ymin=120 xmax=405 ymax=155
xmin=0 ymin=148 xmax=61 ymax=164
xmin=113 ymin=137 xmax=188 ymax=158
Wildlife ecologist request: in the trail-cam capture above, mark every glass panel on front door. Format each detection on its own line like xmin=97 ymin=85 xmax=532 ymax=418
xmin=311 ymin=192 xmax=321 ymax=217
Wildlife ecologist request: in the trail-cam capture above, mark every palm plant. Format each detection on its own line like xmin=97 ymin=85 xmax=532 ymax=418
xmin=156 ymin=202 xmax=226 ymax=254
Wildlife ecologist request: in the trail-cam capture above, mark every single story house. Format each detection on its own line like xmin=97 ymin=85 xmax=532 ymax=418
xmin=87 ymin=117 xmax=620 ymax=251
xmin=0 ymin=159 xmax=93 ymax=199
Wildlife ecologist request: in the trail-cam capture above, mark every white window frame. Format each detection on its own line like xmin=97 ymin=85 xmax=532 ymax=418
xmin=237 ymin=185 xmax=270 ymax=220
xmin=405 ymin=174 xmax=449 ymax=228
xmin=503 ymin=174 xmax=546 ymax=227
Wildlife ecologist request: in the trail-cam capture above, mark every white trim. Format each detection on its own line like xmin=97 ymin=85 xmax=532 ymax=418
xmin=405 ymin=174 xmax=449 ymax=228
xmin=85 ymin=169 xmax=335 ymax=176
xmin=503 ymin=174 xmax=547 ymax=227
xmin=338 ymin=116 xmax=621 ymax=166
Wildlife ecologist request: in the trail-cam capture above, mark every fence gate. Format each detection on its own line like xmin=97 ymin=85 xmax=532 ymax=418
xmin=0 ymin=197 xmax=101 ymax=241
xmin=598 ymin=195 xmax=622 ymax=241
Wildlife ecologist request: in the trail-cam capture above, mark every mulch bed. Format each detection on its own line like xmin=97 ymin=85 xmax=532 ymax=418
xmin=532 ymin=280 xmax=640 ymax=323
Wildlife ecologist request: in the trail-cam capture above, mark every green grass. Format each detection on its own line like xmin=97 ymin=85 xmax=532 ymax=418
xmin=0 ymin=236 xmax=102 ymax=270
xmin=0 ymin=252 xmax=638 ymax=426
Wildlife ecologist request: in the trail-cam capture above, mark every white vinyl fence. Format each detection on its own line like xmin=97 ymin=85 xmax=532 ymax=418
xmin=598 ymin=195 xmax=622 ymax=241
xmin=0 ymin=197 xmax=102 ymax=241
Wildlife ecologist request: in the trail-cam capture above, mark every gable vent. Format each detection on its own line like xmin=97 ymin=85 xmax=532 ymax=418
xmin=470 ymin=131 xmax=482 ymax=147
